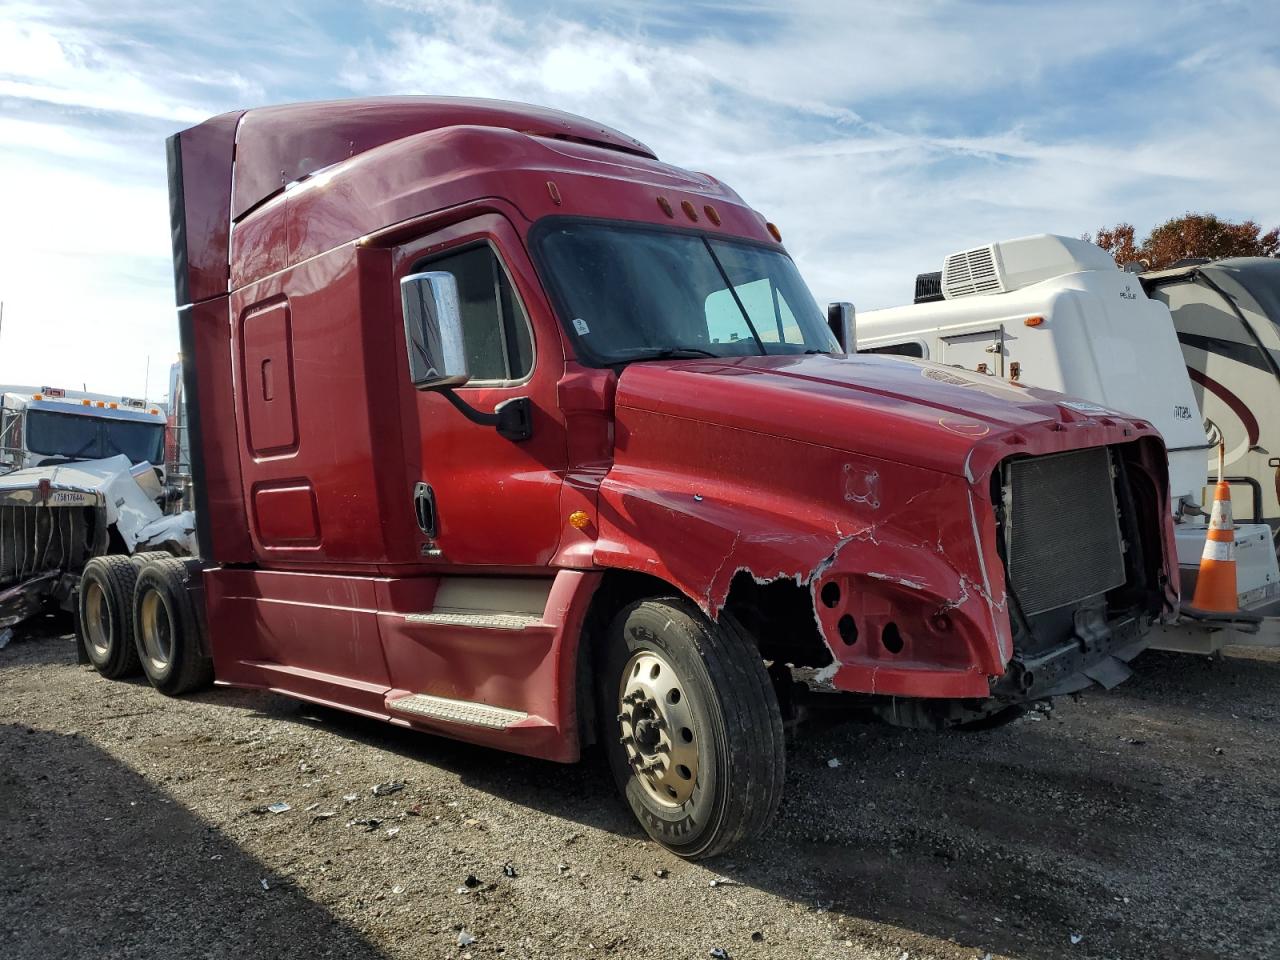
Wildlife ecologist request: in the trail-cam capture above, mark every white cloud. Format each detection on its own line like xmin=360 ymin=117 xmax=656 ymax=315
xmin=1 ymin=0 xmax=1277 ymax=397
xmin=345 ymin=0 xmax=1280 ymax=308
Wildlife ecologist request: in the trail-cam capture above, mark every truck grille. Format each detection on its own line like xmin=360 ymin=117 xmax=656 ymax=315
xmin=1003 ymin=448 xmax=1126 ymax=616
xmin=0 ymin=504 xmax=96 ymax=588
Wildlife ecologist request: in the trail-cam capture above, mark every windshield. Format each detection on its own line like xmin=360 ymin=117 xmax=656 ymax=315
xmin=535 ymin=220 xmax=839 ymax=364
xmin=104 ymin=419 xmax=166 ymax=464
xmin=26 ymin=409 xmax=164 ymax=465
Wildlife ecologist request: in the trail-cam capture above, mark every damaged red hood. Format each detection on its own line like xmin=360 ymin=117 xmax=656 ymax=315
xmin=613 ymin=353 xmax=1160 ymax=480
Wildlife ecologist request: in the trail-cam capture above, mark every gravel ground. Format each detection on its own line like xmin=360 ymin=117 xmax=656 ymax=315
xmin=2 ymin=615 xmax=1277 ymax=960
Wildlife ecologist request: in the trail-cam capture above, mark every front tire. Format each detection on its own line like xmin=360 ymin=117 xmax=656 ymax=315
xmin=599 ymin=598 xmax=785 ymax=859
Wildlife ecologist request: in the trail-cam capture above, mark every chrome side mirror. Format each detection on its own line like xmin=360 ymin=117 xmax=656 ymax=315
xmin=827 ymin=301 xmax=856 ymax=353
xmin=400 ymin=271 xmax=469 ymax=389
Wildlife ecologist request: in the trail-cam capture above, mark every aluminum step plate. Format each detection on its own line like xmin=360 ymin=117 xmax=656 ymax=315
xmin=404 ymin=611 xmax=543 ymax=630
xmin=388 ymin=693 xmax=528 ymax=730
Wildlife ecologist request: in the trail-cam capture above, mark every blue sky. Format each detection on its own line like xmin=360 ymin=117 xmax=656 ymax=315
xmin=1 ymin=0 xmax=1278 ymax=398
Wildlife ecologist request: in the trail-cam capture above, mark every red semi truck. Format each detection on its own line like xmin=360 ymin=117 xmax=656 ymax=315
xmin=76 ymin=98 xmax=1179 ymax=858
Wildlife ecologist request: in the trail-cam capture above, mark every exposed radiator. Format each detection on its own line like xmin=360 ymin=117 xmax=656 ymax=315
xmin=0 ymin=504 xmax=97 ymax=588
xmin=1002 ymin=447 xmax=1126 ymax=616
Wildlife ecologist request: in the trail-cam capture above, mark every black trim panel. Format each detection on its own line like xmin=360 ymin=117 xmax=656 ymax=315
xmin=177 ymin=304 xmax=213 ymax=560
xmin=166 ymin=133 xmax=190 ymax=308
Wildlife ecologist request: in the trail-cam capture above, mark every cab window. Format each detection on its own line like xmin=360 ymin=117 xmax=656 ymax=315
xmin=414 ymin=245 xmax=534 ymax=382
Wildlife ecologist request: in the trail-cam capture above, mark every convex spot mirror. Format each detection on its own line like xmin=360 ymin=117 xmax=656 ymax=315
xmin=401 ymin=271 xmax=470 ymax=389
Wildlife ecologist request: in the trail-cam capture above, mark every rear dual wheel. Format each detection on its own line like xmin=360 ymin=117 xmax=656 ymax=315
xmin=77 ymin=555 xmax=211 ymax=695
xmin=599 ymin=598 xmax=785 ymax=860
xmin=131 ymin=558 xmax=213 ymax=695
xmin=78 ymin=556 xmax=141 ymax=679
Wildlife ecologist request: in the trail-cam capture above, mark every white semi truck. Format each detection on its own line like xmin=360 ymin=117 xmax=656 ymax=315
xmin=0 ymin=386 xmax=167 ymax=477
xmin=855 ymin=235 xmax=1278 ymax=652
xmin=0 ymin=386 xmax=189 ymax=635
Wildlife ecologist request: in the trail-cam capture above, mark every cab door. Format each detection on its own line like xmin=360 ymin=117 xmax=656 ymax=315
xmin=391 ymin=213 xmax=569 ymax=568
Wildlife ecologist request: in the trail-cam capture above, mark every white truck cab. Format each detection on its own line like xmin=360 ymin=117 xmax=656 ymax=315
xmin=857 ymin=234 xmax=1279 ymax=652
xmin=0 ymin=386 xmax=167 ymax=478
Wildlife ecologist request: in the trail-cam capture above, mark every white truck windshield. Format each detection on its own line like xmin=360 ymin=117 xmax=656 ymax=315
xmin=536 ymin=220 xmax=838 ymax=364
xmin=26 ymin=410 xmax=164 ymax=466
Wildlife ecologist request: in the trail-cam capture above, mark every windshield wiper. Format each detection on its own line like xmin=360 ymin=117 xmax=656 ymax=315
xmin=611 ymin=346 xmax=722 ymax=362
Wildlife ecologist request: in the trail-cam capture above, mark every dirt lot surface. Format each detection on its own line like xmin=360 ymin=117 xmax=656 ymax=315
xmin=2 ymin=616 xmax=1277 ymax=960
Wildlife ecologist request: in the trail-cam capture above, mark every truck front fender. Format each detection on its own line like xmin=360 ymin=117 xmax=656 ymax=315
xmin=593 ymin=464 xmax=1009 ymax=700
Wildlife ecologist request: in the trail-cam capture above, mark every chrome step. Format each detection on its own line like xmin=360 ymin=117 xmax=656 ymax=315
xmin=388 ymin=693 xmax=529 ymax=730
xmin=404 ymin=611 xmax=543 ymax=630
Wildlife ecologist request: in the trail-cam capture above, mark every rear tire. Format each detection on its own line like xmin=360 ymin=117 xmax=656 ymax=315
xmin=129 ymin=550 xmax=173 ymax=568
xmin=78 ymin=556 xmax=141 ymax=679
xmin=132 ymin=558 xmax=213 ymax=695
xmin=599 ymin=597 xmax=785 ymax=859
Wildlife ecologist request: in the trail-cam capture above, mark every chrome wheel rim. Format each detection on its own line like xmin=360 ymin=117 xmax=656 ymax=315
xmin=617 ymin=650 xmax=700 ymax=807
xmin=139 ymin=589 xmax=173 ymax=672
xmin=83 ymin=580 xmax=112 ymax=660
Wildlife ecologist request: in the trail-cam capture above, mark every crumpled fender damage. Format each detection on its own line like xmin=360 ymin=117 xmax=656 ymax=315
xmin=593 ymin=414 xmax=1012 ymax=700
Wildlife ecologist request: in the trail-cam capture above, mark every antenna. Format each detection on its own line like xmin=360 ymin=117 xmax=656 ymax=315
xmin=144 ymin=355 xmax=151 ymax=404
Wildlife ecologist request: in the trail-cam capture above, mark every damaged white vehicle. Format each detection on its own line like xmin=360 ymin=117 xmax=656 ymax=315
xmin=0 ymin=455 xmax=195 ymax=636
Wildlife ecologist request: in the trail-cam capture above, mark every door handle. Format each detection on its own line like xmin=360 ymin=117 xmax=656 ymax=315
xmin=413 ymin=482 xmax=437 ymax=537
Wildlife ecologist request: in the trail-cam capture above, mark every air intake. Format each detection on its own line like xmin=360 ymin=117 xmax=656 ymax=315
xmin=942 ymin=244 xmax=1005 ymax=299
xmin=913 ymin=271 xmax=944 ymax=303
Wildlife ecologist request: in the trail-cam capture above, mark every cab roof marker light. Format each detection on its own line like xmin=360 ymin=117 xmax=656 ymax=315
xmin=656 ymin=196 xmax=674 ymax=218
xmin=766 ymin=222 xmax=782 ymax=242
xmin=1025 ymin=315 xmax=1045 ymax=327
xmin=704 ymin=205 xmax=721 ymax=226
xmin=680 ymin=200 xmax=698 ymax=222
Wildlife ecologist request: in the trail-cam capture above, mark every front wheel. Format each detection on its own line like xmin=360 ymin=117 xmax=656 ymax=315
xmin=599 ymin=598 xmax=785 ymax=859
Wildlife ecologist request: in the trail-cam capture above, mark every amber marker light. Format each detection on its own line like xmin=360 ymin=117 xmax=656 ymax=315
xmin=568 ymin=510 xmax=591 ymax=530
xmin=680 ymin=200 xmax=698 ymax=222
xmin=766 ymin=222 xmax=782 ymax=242
xmin=704 ymin=205 xmax=721 ymax=226
xmin=656 ymin=196 xmax=674 ymax=218
xmin=1025 ymin=315 xmax=1045 ymax=327
xmin=546 ymin=180 xmax=562 ymax=205
xmin=82 ymin=400 xmax=91 ymax=406
xmin=33 ymin=393 xmax=43 ymax=400
xmin=109 ymin=402 xmax=118 ymax=409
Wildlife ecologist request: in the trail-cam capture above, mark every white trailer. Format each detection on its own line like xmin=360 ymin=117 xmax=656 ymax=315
xmin=1142 ymin=258 xmax=1280 ymax=536
xmin=855 ymin=234 xmax=1278 ymax=653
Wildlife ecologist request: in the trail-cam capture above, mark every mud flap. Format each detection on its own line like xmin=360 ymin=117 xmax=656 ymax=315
xmin=1081 ymin=655 xmax=1133 ymax=690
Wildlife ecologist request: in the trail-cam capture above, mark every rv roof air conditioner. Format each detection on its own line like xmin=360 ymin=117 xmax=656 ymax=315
xmin=939 ymin=234 xmax=1120 ymax=300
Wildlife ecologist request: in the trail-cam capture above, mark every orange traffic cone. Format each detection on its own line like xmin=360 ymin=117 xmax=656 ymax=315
xmin=1189 ymin=444 xmax=1238 ymax=614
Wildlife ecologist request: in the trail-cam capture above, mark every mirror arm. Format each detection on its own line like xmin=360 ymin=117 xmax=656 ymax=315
xmin=440 ymin=389 xmax=533 ymax=442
